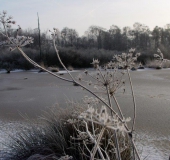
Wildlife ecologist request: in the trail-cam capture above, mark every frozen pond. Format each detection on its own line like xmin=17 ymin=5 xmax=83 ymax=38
xmin=0 ymin=69 xmax=170 ymax=159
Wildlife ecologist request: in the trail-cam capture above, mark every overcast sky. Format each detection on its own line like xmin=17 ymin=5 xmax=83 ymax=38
xmin=0 ymin=0 xmax=170 ymax=36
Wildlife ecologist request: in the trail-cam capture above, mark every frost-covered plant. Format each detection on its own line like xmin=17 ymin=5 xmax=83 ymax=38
xmin=154 ymin=48 xmax=170 ymax=68
xmin=113 ymin=49 xmax=140 ymax=69
xmin=0 ymin=11 xmax=141 ymax=160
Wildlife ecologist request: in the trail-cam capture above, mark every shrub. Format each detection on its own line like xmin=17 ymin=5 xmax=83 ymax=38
xmin=0 ymin=48 xmax=40 ymax=70
xmin=146 ymin=48 xmax=170 ymax=69
xmin=0 ymin=47 xmax=121 ymax=69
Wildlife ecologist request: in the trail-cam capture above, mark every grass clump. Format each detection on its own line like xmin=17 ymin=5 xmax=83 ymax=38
xmin=2 ymin=107 xmax=132 ymax=160
xmin=147 ymin=59 xmax=170 ymax=69
xmin=68 ymin=66 xmax=74 ymax=71
xmin=48 ymin=66 xmax=60 ymax=72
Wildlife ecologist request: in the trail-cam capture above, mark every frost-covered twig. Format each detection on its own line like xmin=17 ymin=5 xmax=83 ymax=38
xmin=127 ymin=68 xmax=136 ymax=132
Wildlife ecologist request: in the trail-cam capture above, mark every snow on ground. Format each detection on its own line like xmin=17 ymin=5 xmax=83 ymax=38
xmin=1 ymin=67 xmax=170 ymax=74
xmin=0 ymin=120 xmax=169 ymax=159
xmin=135 ymin=132 xmax=170 ymax=160
xmin=0 ymin=69 xmax=81 ymax=74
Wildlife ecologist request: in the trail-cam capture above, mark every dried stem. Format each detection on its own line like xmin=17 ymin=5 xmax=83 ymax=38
xmin=127 ymin=69 xmax=136 ymax=132
xmin=114 ymin=130 xmax=122 ymax=160
xmin=84 ymin=121 xmax=105 ymax=160
xmin=17 ymin=47 xmax=73 ymax=83
xmin=113 ymin=95 xmax=124 ymax=119
xmin=53 ymin=39 xmax=75 ymax=81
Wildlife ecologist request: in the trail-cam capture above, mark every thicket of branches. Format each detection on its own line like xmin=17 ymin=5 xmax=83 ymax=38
xmin=1 ymin=23 xmax=170 ymax=51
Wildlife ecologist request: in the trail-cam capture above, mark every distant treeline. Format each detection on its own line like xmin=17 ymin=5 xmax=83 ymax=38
xmin=0 ymin=22 xmax=170 ymax=69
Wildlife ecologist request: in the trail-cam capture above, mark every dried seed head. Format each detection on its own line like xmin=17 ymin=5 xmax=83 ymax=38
xmin=91 ymin=58 xmax=99 ymax=69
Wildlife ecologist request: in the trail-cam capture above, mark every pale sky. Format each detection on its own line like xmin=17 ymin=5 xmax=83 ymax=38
xmin=0 ymin=0 xmax=170 ymax=36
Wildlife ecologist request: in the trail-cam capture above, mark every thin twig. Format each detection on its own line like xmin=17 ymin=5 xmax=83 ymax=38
xmin=114 ymin=130 xmax=122 ymax=160
xmin=127 ymin=69 xmax=136 ymax=132
xmin=53 ymin=39 xmax=75 ymax=81
xmin=17 ymin=47 xmax=73 ymax=83
xmin=84 ymin=121 xmax=105 ymax=160
xmin=113 ymin=95 xmax=124 ymax=119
